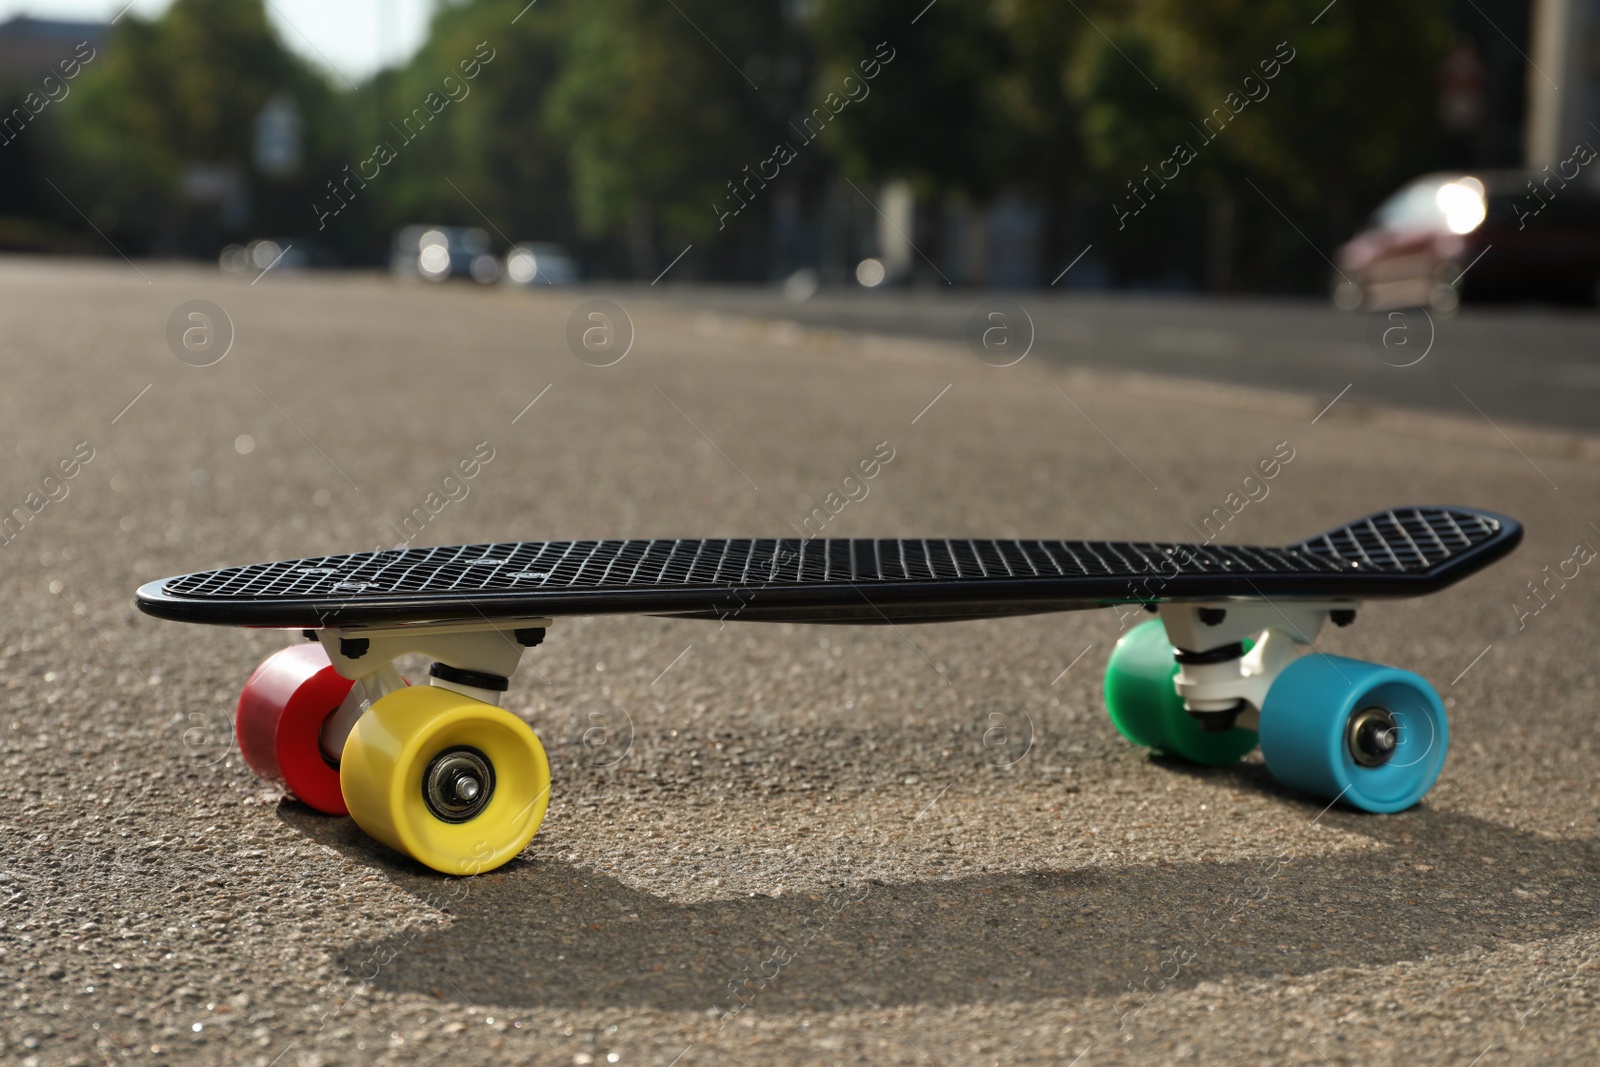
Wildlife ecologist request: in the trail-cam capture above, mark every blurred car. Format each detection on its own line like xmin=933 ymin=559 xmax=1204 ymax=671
xmin=391 ymin=225 xmax=500 ymax=284
xmin=1333 ymin=171 xmax=1600 ymax=311
xmin=503 ymin=242 xmax=580 ymax=286
xmin=219 ymin=239 xmax=312 ymax=278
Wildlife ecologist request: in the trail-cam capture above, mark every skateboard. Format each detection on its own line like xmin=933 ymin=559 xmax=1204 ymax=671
xmin=136 ymin=505 xmax=1520 ymax=875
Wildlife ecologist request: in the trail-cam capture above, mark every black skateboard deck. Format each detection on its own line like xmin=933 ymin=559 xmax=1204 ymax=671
xmin=135 ymin=506 xmax=1520 ymax=629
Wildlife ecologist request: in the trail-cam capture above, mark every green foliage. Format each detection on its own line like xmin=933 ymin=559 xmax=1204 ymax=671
xmin=59 ymin=0 xmax=341 ymax=244
xmin=1066 ymin=0 xmax=1453 ymax=203
xmin=547 ymin=0 xmax=793 ymax=242
xmin=1067 ymin=21 xmax=1195 ymax=179
xmin=39 ymin=0 xmax=1460 ymax=284
xmin=356 ymin=0 xmax=576 ymax=245
xmin=987 ymin=0 xmax=1090 ymax=197
xmin=806 ymin=0 xmax=1014 ymax=199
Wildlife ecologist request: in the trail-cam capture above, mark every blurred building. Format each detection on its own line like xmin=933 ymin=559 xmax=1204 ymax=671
xmin=0 ymin=16 xmax=106 ymax=84
xmin=1526 ymin=0 xmax=1600 ymax=169
xmin=0 ymin=16 xmax=109 ymax=254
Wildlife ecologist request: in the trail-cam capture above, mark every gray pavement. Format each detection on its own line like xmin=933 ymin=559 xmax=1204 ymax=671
xmin=2 ymin=258 xmax=1598 ymax=1066
xmin=627 ymin=284 xmax=1600 ymax=434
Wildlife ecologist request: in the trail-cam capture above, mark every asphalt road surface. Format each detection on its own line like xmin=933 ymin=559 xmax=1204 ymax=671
xmin=2 ymin=259 xmax=1598 ymax=1066
xmin=629 ymin=284 xmax=1600 ymax=435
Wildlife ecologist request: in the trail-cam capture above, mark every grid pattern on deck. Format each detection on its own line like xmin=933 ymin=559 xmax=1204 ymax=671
xmin=160 ymin=507 xmax=1500 ymax=602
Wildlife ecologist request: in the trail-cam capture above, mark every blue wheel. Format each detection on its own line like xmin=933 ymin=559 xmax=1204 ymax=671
xmin=1258 ymin=655 xmax=1447 ymax=813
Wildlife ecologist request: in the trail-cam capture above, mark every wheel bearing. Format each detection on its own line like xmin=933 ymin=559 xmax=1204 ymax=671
xmin=1346 ymin=706 xmax=1399 ymax=768
xmin=422 ymin=746 xmax=495 ymax=823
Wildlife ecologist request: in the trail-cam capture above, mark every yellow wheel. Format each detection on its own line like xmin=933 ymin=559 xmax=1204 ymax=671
xmin=339 ymin=686 xmax=550 ymax=875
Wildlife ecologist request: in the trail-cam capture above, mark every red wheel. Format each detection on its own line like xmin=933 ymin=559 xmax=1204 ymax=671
xmin=236 ymin=643 xmax=356 ymax=815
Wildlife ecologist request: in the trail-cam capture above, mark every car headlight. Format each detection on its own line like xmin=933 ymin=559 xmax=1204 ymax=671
xmin=418 ymin=243 xmax=451 ymax=278
xmin=506 ymin=249 xmax=537 ymax=284
xmin=1436 ymin=179 xmax=1486 ymax=235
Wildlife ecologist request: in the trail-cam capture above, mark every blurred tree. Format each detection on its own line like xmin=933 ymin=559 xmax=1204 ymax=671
xmin=1064 ymin=0 xmax=1453 ymax=286
xmin=1110 ymin=0 xmax=1446 ymax=196
xmin=32 ymin=0 xmax=1461 ymax=289
xmin=547 ymin=0 xmax=800 ymax=272
xmin=1066 ymin=21 xmax=1194 ymax=180
xmin=59 ymin=0 xmax=342 ymax=254
xmin=805 ymin=0 xmax=1014 ymax=200
xmin=989 ymin=0 xmax=1091 ymax=199
xmin=347 ymin=0 xmax=577 ymax=257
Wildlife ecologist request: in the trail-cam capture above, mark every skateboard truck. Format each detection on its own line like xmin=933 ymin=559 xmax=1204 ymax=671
xmin=1157 ymin=601 xmax=1353 ymax=733
xmin=310 ymin=617 xmax=553 ymax=761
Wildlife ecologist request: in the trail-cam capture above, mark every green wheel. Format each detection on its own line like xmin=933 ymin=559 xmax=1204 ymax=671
xmin=1103 ymin=618 xmax=1258 ymax=766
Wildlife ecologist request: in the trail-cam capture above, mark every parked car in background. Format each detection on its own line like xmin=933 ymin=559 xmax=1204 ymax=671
xmin=219 ymin=239 xmax=314 ymax=278
xmin=503 ymin=242 xmax=580 ymax=286
xmin=391 ymin=225 xmax=500 ymax=284
xmin=1333 ymin=170 xmax=1600 ymax=311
